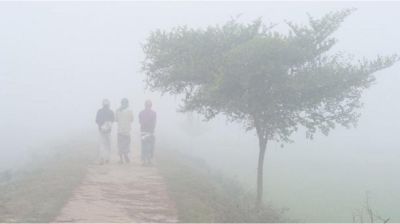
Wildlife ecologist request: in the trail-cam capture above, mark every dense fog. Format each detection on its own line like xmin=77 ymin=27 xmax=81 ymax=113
xmin=1 ymin=1 xmax=399 ymax=222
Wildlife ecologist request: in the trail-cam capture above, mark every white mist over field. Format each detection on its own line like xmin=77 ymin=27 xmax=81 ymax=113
xmin=1 ymin=1 xmax=400 ymax=222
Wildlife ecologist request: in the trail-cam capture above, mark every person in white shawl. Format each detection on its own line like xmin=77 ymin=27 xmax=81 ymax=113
xmin=116 ymin=98 xmax=134 ymax=164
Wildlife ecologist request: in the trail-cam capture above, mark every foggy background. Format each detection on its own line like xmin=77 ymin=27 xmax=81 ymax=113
xmin=1 ymin=1 xmax=399 ymax=222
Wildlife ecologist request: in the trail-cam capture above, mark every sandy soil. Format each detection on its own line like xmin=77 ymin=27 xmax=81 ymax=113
xmin=55 ymin=152 xmax=178 ymax=223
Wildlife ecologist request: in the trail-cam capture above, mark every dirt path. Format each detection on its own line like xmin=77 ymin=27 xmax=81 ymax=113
xmin=55 ymin=151 xmax=178 ymax=223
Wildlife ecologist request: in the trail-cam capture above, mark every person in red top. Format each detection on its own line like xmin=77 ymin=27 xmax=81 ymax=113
xmin=139 ymin=100 xmax=157 ymax=165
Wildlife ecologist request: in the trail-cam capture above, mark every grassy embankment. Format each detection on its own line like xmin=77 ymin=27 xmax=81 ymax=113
xmin=157 ymin=148 xmax=286 ymax=222
xmin=0 ymin=137 xmax=285 ymax=222
xmin=0 ymin=138 xmax=95 ymax=222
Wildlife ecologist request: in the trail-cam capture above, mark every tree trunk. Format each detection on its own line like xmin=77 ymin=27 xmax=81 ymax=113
xmin=256 ymin=135 xmax=267 ymax=210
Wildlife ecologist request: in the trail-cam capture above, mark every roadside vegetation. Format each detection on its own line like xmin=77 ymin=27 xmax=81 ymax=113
xmin=157 ymin=148 xmax=286 ymax=222
xmin=142 ymin=9 xmax=399 ymax=207
xmin=0 ymin=138 xmax=95 ymax=222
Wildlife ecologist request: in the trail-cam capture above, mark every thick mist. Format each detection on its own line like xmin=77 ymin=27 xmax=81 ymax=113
xmin=1 ymin=1 xmax=400 ymax=222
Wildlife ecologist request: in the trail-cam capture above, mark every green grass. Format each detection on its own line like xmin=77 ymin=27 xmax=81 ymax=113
xmin=157 ymin=149 xmax=286 ymax=223
xmin=0 ymin=138 xmax=95 ymax=222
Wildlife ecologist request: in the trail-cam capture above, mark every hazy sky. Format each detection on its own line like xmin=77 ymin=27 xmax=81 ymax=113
xmin=1 ymin=1 xmax=399 ymax=144
xmin=1 ymin=1 xmax=400 ymax=221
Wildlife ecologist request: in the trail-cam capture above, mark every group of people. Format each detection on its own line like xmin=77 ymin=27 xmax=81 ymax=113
xmin=95 ymin=98 xmax=156 ymax=166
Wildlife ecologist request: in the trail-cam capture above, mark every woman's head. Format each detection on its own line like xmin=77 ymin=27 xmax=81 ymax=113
xmin=120 ymin=98 xmax=129 ymax=109
xmin=102 ymin=99 xmax=110 ymax=108
xmin=145 ymin=100 xmax=152 ymax=109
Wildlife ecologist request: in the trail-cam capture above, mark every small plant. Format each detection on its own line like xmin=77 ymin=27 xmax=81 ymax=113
xmin=352 ymin=192 xmax=390 ymax=223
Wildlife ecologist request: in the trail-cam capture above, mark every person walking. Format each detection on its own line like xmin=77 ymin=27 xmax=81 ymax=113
xmin=95 ymin=99 xmax=114 ymax=165
xmin=139 ymin=100 xmax=157 ymax=165
xmin=116 ymin=98 xmax=134 ymax=164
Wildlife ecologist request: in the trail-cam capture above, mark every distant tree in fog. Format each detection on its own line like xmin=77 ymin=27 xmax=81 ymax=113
xmin=142 ymin=9 xmax=398 ymax=208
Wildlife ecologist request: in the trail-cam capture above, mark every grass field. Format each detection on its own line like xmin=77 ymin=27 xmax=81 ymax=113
xmin=157 ymin=148 xmax=286 ymax=223
xmin=1 ymin=137 xmax=285 ymax=223
xmin=0 ymin=138 xmax=95 ymax=222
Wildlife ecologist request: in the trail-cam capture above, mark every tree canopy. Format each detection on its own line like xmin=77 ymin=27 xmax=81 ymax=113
xmin=142 ymin=9 xmax=398 ymax=144
xmin=142 ymin=9 xmax=398 ymax=206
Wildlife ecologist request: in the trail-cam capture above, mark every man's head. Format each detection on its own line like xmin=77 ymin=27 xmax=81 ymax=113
xmin=145 ymin=100 xmax=152 ymax=109
xmin=102 ymin=99 xmax=110 ymax=108
xmin=121 ymin=98 xmax=129 ymax=107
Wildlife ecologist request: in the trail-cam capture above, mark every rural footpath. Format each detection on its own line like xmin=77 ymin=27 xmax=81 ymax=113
xmin=55 ymin=150 xmax=178 ymax=223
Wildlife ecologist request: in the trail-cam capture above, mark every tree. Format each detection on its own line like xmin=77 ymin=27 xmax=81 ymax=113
xmin=141 ymin=9 xmax=398 ymax=208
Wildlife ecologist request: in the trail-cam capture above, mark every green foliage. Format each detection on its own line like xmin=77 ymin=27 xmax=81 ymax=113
xmin=142 ymin=9 xmax=398 ymax=144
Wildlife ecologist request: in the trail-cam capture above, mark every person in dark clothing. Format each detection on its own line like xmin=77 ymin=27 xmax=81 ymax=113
xmin=95 ymin=99 xmax=115 ymax=165
xmin=139 ymin=100 xmax=157 ymax=165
